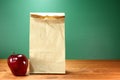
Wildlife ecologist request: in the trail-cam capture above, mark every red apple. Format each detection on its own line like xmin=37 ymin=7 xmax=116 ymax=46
xmin=7 ymin=52 xmax=28 ymax=76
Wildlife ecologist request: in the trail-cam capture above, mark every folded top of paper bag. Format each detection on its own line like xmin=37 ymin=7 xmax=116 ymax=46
xmin=30 ymin=13 xmax=65 ymax=21
xmin=30 ymin=13 xmax=65 ymax=16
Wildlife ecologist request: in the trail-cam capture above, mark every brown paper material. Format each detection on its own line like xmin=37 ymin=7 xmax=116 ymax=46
xmin=29 ymin=13 xmax=65 ymax=74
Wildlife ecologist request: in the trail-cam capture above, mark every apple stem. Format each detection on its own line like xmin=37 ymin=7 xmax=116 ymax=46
xmin=13 ymin=52 xmax=15 ymax=55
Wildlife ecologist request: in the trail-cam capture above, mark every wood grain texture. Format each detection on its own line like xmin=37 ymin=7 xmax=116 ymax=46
xmin=0 ymin=59 xmax=120 ymax=80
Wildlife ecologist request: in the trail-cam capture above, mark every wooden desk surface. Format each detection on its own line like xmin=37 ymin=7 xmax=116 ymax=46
xmin=0 ymin=59 xmax=120 ymax=80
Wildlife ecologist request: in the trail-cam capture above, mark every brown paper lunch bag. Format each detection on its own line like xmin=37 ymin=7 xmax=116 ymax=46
xmin=29 ymin=13 xmax=65 ymax=74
